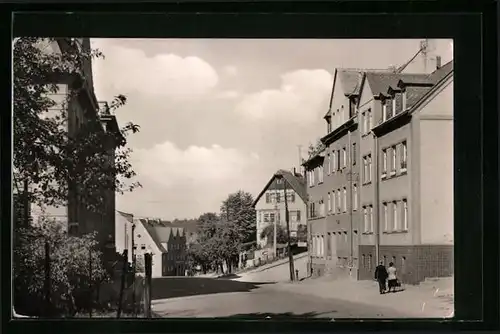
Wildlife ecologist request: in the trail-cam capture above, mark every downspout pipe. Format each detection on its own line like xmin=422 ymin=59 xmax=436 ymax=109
xmin=372 ymin=131 xmax=381 ymax=265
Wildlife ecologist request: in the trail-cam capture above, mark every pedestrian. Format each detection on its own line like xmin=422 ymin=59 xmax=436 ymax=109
xmin=387 ymin=262 xmax=398 ymax=293
xmin=374 ymin=261 xmax=388 ymax=294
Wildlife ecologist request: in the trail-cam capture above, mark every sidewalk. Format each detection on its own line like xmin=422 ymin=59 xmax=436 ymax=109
xmin=273 ymin=276 xmax=454 ymax=318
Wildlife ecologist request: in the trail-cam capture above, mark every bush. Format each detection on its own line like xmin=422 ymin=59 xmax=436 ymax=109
xmin=13 ymin=215 xmax=109 ymax=317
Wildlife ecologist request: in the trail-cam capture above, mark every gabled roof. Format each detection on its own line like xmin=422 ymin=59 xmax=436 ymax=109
xmin=408 ymin=65 xmax=454 ymax=113
xmin=252 ymin=169 xmax=307 ymax=207
xmin=365 ymin=72 xmax=432 ymax=97
xmin=398 ymin=60 xmax=454 ymax=110
xmin=338 ymin=69 xmax=364 ymax=96
xmin=365 ymin=60 xmax=454 ymax=99
xmin=116 ymin=210 xmax=134 ymax=223
xmin=139 ymin=219 xmax=186 ymax=253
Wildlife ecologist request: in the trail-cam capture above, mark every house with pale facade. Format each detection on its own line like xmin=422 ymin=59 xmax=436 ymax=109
xmin=115 ymin=211 xmax=189 ymax=277
xmin=303 ymin=42 xmax=454 ymax=284
xmin=253 ymin=169 xmax=307 ymax=254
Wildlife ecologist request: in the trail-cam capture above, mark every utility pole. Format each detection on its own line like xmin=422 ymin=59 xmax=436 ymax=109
xmin=273 ymin=201 xmax=278 ymax=259
xmin=347 ymin=130 xmax=354 ymax=274
xmin=280 ymin=174 xmax=295 ymax=281
xmin=131 ymin=222 xmax=136 ymax=315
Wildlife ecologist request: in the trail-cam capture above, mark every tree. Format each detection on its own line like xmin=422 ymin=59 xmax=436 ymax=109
xmin=307 ymin=139 xmax=326 ymax=160
xmin=259 ymin=224 xmax=288 ymax=246
xmin=13 ymin=215 xmax=108 ymax=316
xmin=220 ymin=190 xmax=256 ymax=247
xmin=13 ymin=37 xmax=141 ymax=214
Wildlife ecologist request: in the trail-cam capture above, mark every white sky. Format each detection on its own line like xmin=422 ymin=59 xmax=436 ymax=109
xmin=91 ymin=38 xmax=453 ymax=220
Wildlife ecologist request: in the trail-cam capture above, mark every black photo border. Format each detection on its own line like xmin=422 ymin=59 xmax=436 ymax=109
xmin=1 ymin=1 xmax=498 ymax=333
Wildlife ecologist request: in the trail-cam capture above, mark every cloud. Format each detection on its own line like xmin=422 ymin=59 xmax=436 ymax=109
xmin=215 ymin=90 xmax=241 ymax=99
xmin=234 ymin=69 xmax=332 ymax=124
xmin=131 ymin=141 xmax=261 ymax=188
xmin=223 ymin=65 xmax=238 ymax=76
xmin=91 ymin=40 xmax=219 ymax=101
xmin=116 ymin=141 xmax=268 ymax=219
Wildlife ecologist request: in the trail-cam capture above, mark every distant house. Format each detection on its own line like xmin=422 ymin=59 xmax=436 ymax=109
xmin=252 ymin=169 xmax=308 ymax=252
xmin=115 ymin=211 xmax=190 ymax=277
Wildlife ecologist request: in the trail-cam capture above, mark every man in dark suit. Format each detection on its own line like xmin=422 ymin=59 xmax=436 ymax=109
xmin=374 ymin=262 xmax=388 ymax=294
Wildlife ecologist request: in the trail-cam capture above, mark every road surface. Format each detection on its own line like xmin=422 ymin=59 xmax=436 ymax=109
xmin=152 ymin=282 xmax=408 ymax=319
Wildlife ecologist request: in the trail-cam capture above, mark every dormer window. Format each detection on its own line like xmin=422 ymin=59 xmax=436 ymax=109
xmin=327 ymin=118 xmax=332 ymax=133
xmin=402 ymin=89 xmax=407 ymax=111
xmin=382 ymin=102 xmax=387 ymax=122
xmin=392 ymin=97 xmax=396 ymax=115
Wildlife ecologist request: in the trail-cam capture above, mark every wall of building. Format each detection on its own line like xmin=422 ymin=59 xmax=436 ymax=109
xmin=133 ymin=220 xmax=163 ymax=278
xmin=358 ymin=88 xmax=378 ymax=249
xmin=115 ymin=212 xmax=134 ymax=256
xmin=418 ymin=80 xmax=454 ymax=245
xmin=359 ymin=244 xmax=453 ymax=284
xmin=377 ymin=124 xmax=413 ymax=246
xmin=255 ymin=186 xmax=305 ymax=248
xmin=164 ymin=232 xmax=187 ymax=276
xmin=329 ymin=73 xmax=350 ymax=131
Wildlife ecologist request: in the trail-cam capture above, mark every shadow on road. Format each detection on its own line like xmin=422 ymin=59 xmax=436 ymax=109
xmin=211 ymin=311 xmax=337 ymax=320
xmin=152 ymin=277 xmax=275 ymax=300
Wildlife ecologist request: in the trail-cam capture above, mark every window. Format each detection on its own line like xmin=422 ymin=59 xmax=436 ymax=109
xmin=363 ymin=154 xmax=372 ymax=183
xmin=383 ymin=202 xmax=388 ymax=231
xmin=352 ymin=143 xmax=357 ymax=165
xmin=141 ymin=244 xmax=146 ymax=250
xmin=296 ymin=210 xmax=301 ymax=222
xmin=342 ymin=187 xmax=347 ymax=212
xmin=342 ymin=148 xmax=347 ymax=168
xmin=270 ymin=213 xmax=275 ymax=222
xmin=319 ymin=198 xmax=325 ymax=217
xmin=331 ymin=150 xmax=337 ymax=173
xmin=318 ymin=166 xmax=324 ymax=183
xmin=368 ymin=154 xmax=373 ymax=181
xmin=369 ymin=205 xmax=374 ymax=232
xmin=363 ymin=206 xmax=368 ymax=232
xmin=320 ymin=235 xmax=324 ymax=257
xmin=367 ymin=109 xmax=372 ymax=132
xmin=287 ymin=192 xmax=295 ymax=203
xmin=353 ymin=184 xmax=358 ymax=211
xmin=382 ymin=149 xmax=387 ymax=177
xmin=402 ymin=199 xmax=408 ymax=231
xmin=391 ymin=146 xmax=397 ymax=174
xmin=387 ymin=98 xmax=393 ymax=119
xmin=327 ymin=233 xmax=332 ymax=256
xmin=362 ymin=112 xmax=367 ymax=134
xmin=382 ymin=102 xmax=387 ymax=122
xmin=276 ymin=192 xmax=281 ymax=203
xmin=327 ymin=119 xmax=332 ymax=133
xmin=337 ymin=190 xmax=341 ymax=213
xmin=327 ymin=192 xmax=331 ymax=212
xmin=327 ymin=154 xmax=331 ymax=175
xmin=401 ymin=141 xmax=407 ymax=172
xmin=393 ymin=201 xmax=398 ymax=230
xmin=402 ymin=90 xmax=407 ymax=110
xmin=311 ymin=169 xmax=316 ymax=185
xmin=332 ymin=190 xmax=336 ymax=213
xmin=392 ymin=97 xmax=396 ymax=116
xmin=337 ymin=150 xmax=341 ymax=170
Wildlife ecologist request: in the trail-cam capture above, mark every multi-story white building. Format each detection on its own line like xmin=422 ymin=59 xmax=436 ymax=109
xmin=252 ymin=169 xmax=308 ymax=253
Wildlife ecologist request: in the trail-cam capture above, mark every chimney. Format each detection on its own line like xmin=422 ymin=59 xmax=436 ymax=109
xmin=435 ymin=55 xmax=442 ymax=70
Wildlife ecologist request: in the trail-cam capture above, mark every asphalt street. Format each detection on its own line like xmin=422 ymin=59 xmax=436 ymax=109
xmin=152 ymin=282 xmax=409 ymax=319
